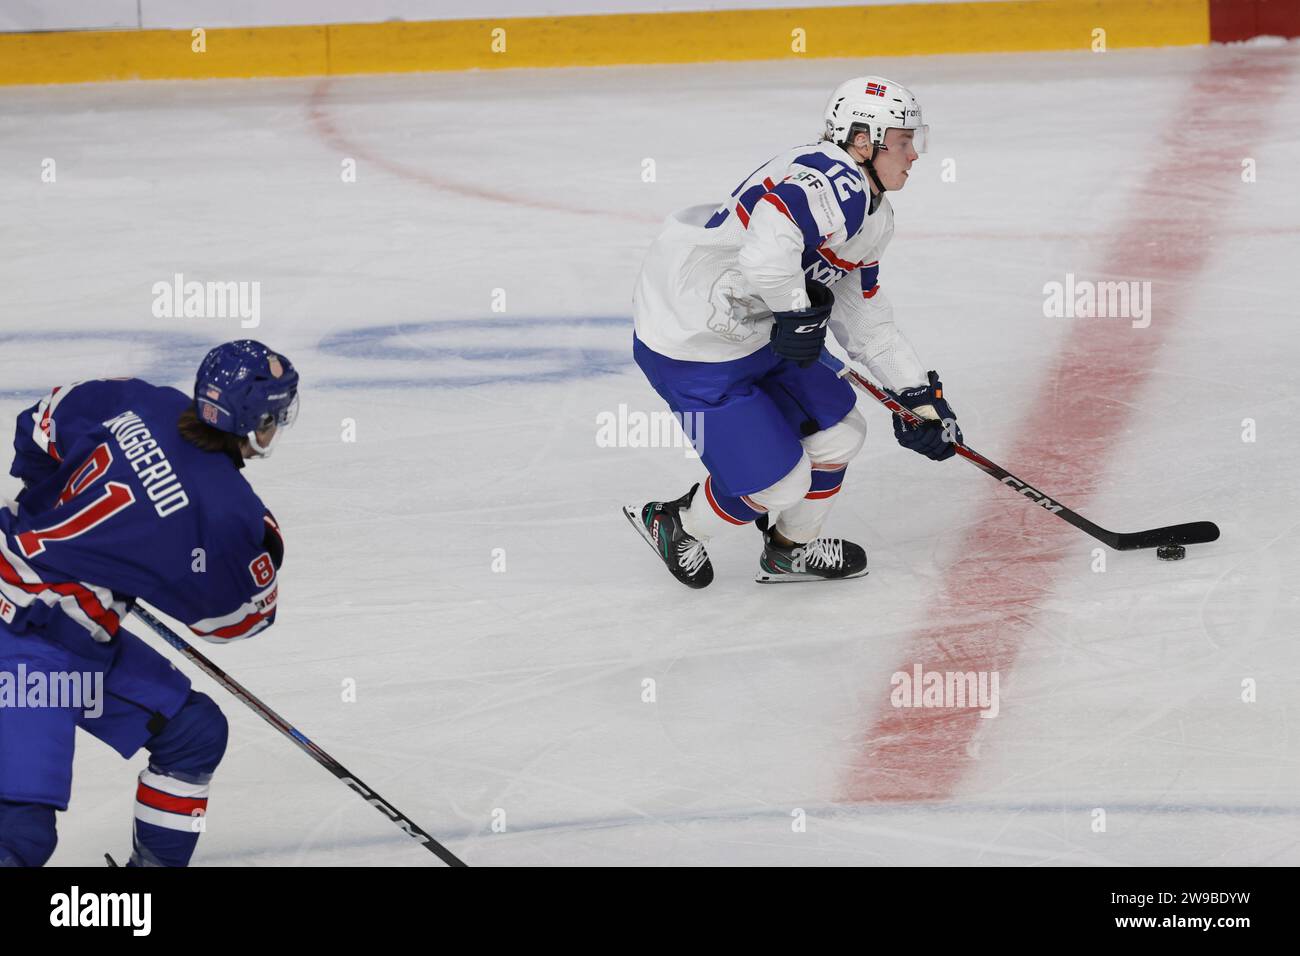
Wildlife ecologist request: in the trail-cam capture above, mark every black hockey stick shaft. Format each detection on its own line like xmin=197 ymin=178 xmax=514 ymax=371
xmin=823 ymin=355 xmax=1219 ymax=551
xmin=130 ymin=604 xmax=467 ymax=867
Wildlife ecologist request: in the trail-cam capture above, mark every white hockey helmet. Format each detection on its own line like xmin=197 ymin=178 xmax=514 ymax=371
xmin=824 ymin=76 xmax=928 ymax=154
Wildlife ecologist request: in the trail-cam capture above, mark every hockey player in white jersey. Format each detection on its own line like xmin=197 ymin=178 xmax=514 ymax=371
xmin=625 ymin=76 xmax=962 ymax=587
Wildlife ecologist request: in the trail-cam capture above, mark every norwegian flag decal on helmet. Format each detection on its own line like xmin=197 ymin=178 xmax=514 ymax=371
xmin=864 ymin=82 xmax=887 ymax=96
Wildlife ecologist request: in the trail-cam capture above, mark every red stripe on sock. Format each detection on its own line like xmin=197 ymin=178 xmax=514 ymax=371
xmin=136 ymin=782 xmax=208 ymax=816
xmin=804 ymin=487 xmax=841 ymax=500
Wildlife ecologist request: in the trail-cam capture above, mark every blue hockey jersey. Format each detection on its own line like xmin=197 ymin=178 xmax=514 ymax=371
xmin=0 ymin=379 xmax=281 ymax=647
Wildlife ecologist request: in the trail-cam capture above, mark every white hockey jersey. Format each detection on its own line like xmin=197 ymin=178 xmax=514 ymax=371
xmin=632 ymin=141 xmax=927 ymax=391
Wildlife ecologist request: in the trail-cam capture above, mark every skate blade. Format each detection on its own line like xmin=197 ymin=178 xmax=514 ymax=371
xmin=623 ymin=505 xmax=660 ymax=555
xmin=755 ymin=566 xmax=869 ymax=584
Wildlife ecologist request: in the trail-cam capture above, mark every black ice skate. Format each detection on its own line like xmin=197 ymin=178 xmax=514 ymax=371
xmin=623 ymin=483 xmax=714 ymax=589
xmin=756 ymin=524 xmax=868 ymax=584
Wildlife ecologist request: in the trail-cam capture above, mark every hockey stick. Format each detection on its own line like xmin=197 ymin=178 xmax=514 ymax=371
xmin=820 ymin=353 xmax=1220 ymax=551
xmin=130 ymin=604 xmax=467 ymax=867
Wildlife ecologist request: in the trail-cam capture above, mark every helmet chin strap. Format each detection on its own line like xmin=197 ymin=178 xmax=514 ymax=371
xmin=860 ymin=143 xmax=889 ymax=194
xmin=862 ymin=156 xmax=888 ymax=194
xmin=842 ymin=137 xmax=889 ymax=194
xmin=246 ymin=428 xmax=278 ymax=458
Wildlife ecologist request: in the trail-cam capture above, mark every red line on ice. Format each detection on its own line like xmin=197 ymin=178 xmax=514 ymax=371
xmin=838 ymin=50 xmax=1296 ymax=803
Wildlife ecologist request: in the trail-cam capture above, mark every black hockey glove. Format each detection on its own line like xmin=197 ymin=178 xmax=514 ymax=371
xmin=769 ymin=281 xmax=834 ymax=367
xmin=888 ymin=371 xmax=962 ymax=461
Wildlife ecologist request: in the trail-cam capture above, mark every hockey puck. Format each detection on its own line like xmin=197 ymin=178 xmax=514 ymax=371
xmin=1156 ymin=544 xmax=1186 ymax=561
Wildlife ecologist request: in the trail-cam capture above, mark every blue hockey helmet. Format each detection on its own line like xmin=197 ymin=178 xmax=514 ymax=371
xmin=194 ymin=340 xmax=299 ymax=455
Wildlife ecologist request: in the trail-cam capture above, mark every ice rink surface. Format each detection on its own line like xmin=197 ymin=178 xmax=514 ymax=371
xmin=2 ymin=40 xmax=1298 ymax=865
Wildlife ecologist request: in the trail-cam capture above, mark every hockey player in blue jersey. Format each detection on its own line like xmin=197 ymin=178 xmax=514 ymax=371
xmin=0 ymin=340 xmax=298 ymax=866
xmin=626 ymin=76 xmax=962 ymax=587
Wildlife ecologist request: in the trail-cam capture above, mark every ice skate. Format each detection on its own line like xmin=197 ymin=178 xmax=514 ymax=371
xmin=623 ymin=483 xmax=715 ymax=589
xmin=756 ymin=523 xmax=868 ymax=583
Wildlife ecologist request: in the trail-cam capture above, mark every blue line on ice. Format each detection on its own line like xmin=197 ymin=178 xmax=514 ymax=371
xmin=316 ymin=316 xmax=633 ymax=389
xmin=0 ymin=317 xmax=636 ymax=398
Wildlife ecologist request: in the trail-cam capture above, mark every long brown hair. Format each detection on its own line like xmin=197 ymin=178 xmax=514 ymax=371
xmin=177 ymin=406 xmax=245 ymax=457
